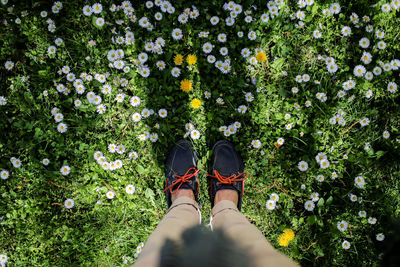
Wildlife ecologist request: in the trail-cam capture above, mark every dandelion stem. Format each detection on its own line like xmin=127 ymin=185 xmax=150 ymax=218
xmin=48 ymin=180 xmax=68 ymax=190
xmin=103 ymin=181 xmax=116 ymax=194
xmin=339 ymin=119 xmax=360 ymax=135
xmin=301 ymin=241 xmax=317 ymax=252
xmin=254 ymin=179 xmax=288 ymax=194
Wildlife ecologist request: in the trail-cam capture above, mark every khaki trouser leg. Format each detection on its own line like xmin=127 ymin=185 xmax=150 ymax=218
xmin=133 ymin=196 xmax=201 ymax=267
xmin=210 ymin=200 xmax=298 ymax=267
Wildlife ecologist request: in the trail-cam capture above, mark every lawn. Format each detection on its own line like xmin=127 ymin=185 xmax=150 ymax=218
xmin=1 ymin=0 xmax=400 ymax=266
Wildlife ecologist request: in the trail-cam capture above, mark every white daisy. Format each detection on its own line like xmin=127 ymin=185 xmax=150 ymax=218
xmin=248 ymin=31 xmax=256 ymax=40
xmin=171 ymin=67 xmax=181 ymax=77
xmin=95 ymin=17 xmax=105 ymax=27
xmin=265 ymin=200 xmax=276 ymax=210
xmin=190 ymin=129 xmax=200 ymax=140
xmin=0 ymin=254 xmax=8 ymax=265
xmin=349 ymin=194 xmax=357 ymax=202
xmin=260 ymin=13 xmax=269 ymax=22
xmin=57 ymin=123 xmax=67 ymax=133
xmin=140 ymin=67 xmax=150 ymax=77
xmin=64 ymin=198 xmax=75 ymax=209
xmin=380 ymin=130 xmax=390 ymax=140
xmin=171 ymin=28 xmax=183 ymax=40
xmin=361 ymin=52 xmax=372 ymax=64
xmin=241 ymin=48 xmax=250 ymax=58
xmin=353 ymin=65 xmax=366 ymax=77
xmin=245 ymin=92 xmax=254 ymax=102
xmin=202 ymin=42 xmax=213 ymax=53
xmin=130 ymin=96 xmax=141 ymax=107
xmin=217 ymin=33 xmax=227 ymax=42
xmin=132 ymin=113 xmax=141 ymax=122
xmin=48 ymin=45 xmax=56 ymax=55
xmin=359 ymin=117 xmax=370 ymax=127
xmin=150 ymin=133 xmax=158 ymax=142
xmin=92 ymin=3 xmax=102 ymax=14
xmin=277 ymin=138 xmax=284 ymax=146
xmin=320 ymin=159 xmax=330 ymax=169
xmin=158 ymin=109 xmax=167 ymax=118
xmin=376 ymin=233 xmax=385 ymax=241
xmin=210 ymin=16 xmax=219 ymax=25
xmin=207 ymin=55 xmax=216 ymax=63
xmin=342 ymin=240 xmax=350 ymax=250
xmin=354 ymin=176 xmax=365 ymax=188
xmin=316 ymin=174 xmax=325 ymax=182
xmin=1 ymin=170 xmax=9 ymax=180
xmin=359 ymin=37 xmax=370 ymax=48
xmin=251 ymin=139 xmax=261 ymax=148
xmin=387 ymin=82 xmax=397 ymax=93
xmin=270 ymin=193 xmax=279 ymax=202
xmin=337 ymin=220 xmax=348 ymax=232
xmin=126 ymin=184 xmax=136 ymax=194
xmin=304 ymin=200 xmax=315 ymax=211
xmin=106 ymin=191 xmax=115 ymax=199
xmin=382 ymin=3 xmax=391 ymax=12
xmin=377 ymin=41 xmax=386 ymax=50
xmin=298 ymin=161 xmax=308 ymax=171
xmin=156 ymin=60 xmax=166 ymax=70
xmin=237 ymin=105 xmax=247 ymax=114
xmin=310 ymin=192 xmax=319 ymax=202
xmin=313 ymin=30 xmax=322 ymax=39
xmin=60 ymin=165 xmax=70 ymax=176
xmin=341 ymin=26 xmax=351 ymax=36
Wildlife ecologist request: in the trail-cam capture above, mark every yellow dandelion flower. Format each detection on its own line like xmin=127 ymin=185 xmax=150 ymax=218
xmin=278 ymin=229 xmax=295 ymax=247
xmin=283 ymin=229 xmax=295 ymax=241
xmin=190 ymin=98 xmax=201 ymax=109
xmin=174 ymin=54 xmax=183 ymax=65
xmin=187 ymin=54 xmax=197 ymax=65
xmin=180 ymin=79 xmax=192 ymax=92
xmin=278 ymin=234 xmax=291 ymax=247
xmin=256 ymin=51 xmax=267 ymax=63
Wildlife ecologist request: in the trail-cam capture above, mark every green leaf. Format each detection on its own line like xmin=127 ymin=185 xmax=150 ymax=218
xmin=136 ymin=165 xmax=145 ymax=174
xmin=145 ymin=188 xmax=155 ymax=199
xmin=311 ymin=4 xmax=318 ymax=15
xmin=317 ymin=198 xmax=325 ymax=207
xmin=307 ymin=215 xmax=317 ymax=225
xmin=271 ymin=58 xmax=285 ymax=70
xmin=38 ymin=69 xmax=48 ymax=77
xmin=375 ymin=150 xmax=386 ymax=159
xmin=326 ymin=196 xmax=333 ymax=206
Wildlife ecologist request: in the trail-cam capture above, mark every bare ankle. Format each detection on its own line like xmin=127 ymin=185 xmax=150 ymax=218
xmin=214 ymin=189 xmax=239 ymax=206
xmin=171 ymin=189 xmax=195 ymax=203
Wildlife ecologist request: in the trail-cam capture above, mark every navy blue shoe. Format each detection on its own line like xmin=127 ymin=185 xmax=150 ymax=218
xmin=207 ymin=140 xmax=248 ymax=211
xmin=164 ymin=140 xmax=199 ymax=208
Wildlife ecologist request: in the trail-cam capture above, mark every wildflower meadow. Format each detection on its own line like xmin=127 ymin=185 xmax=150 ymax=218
xmin=1 ymin=0 xmax=400 ymax=266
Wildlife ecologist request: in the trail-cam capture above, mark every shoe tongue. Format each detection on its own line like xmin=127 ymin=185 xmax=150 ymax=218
xmin=172 ymin=182 xmax=192 ymax=192
xmin=214 ymin=147 xmax=239 ymax=176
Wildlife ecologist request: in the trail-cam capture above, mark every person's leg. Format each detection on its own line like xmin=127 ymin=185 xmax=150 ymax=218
xmin=210 ymin=190 xmax=298 ymax=267
xmin=133 ymin=190 xmax=201 ymax=267
xmin=207 ymin=140 xmax=298 ymax=267
xmin=134 ymin=139 xmax=201 ymax=267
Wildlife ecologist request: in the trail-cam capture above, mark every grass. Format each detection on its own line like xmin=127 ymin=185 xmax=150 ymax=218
xmin=0 ymin=0 xmax=400 ymax=266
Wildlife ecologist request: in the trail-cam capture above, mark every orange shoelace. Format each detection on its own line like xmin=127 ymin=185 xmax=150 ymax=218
xmin=164 ymin=167 xmax=199 ymax=194
xmin=207 ymin=170 xmax=248 ymax=185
